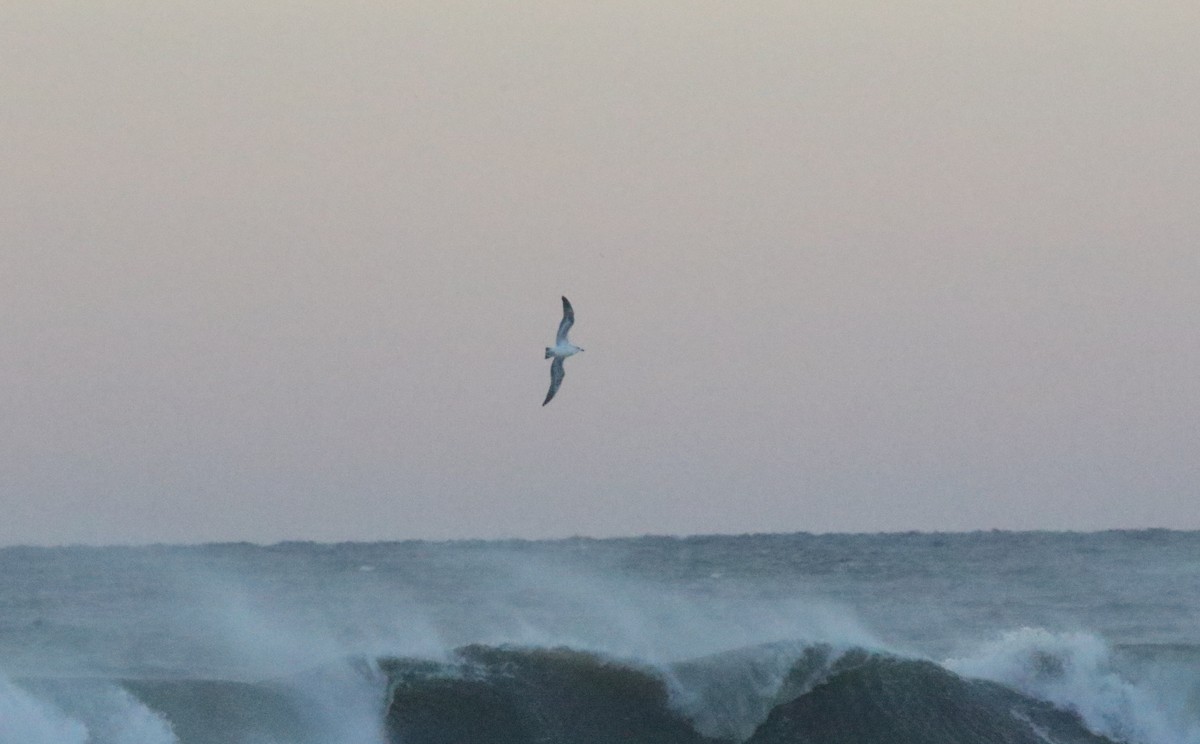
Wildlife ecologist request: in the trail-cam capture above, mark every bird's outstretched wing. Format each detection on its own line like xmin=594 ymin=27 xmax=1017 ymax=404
xmin=555 ymin=296 xmax=575 ymax=345
xmin=543 ymin=356 xmax=565 ymax=406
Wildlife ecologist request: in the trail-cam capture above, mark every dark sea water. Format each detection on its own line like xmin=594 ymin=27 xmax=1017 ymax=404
xmin=1 ymin=531 xmax=1197 ymax=743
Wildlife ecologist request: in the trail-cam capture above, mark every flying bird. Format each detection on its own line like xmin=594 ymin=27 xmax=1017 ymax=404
xmin=543 ymin=296 xmax=584 ymax=406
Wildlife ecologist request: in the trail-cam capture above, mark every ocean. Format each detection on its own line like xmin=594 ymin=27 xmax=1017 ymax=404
xmin=1 ymin=531 xmax=1197 ymax=744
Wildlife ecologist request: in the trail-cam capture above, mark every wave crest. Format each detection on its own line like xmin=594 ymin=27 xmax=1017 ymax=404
xmin=946 ymin=628 xmax=1200 ymax=744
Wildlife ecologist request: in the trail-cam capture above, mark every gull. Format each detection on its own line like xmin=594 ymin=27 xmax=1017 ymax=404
xmin=543 ymin=296 xmax=584 ymax=406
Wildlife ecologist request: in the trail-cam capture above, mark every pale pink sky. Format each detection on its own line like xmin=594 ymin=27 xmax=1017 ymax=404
xmin=2 ymin=2 xmax=1198 ymax=544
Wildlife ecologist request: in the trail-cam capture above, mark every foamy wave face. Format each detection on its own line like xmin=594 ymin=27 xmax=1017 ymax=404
xmin=0 ymin=675 xmax=87 ymax=744
xmin=945 ymin=628 xmax=1199 ymax=744
xmin=0 ymin=675 xmax=177 ymax=744
xmin=55 ymin=685 xmax=178 ymax=744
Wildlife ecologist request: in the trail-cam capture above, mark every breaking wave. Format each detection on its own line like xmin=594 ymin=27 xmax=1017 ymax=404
xmin=947 ymin=628 xmax=1200 ymax=744
xmin=380 ymin=641 xmax=1124 ymax=744
xmin=0 ymin=674 xmax=176 ymax=744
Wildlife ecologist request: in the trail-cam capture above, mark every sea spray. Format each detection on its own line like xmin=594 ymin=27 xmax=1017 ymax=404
xmin=946 ymin=628 xmax=1198 ymax=744
xmin=0 ymin=675 xmax=177 ymax=744
xmin=3 ymin=533 xmax=1198 ymax=744
xmin=436 ymin=548 xmax=881 ymax=663
xmin=282 ymin=658 xmax=390 ymax=744
xmin=381 ymin=645 xmax=718 ymax=744
xmin=377 ymin=643 xmax=1123 ymax=744
xmin=0 ymin=675 xmax=87 ymax=744
xmin=663 ymin=641 xmax=854 ymax=741
xmin=161 ymin=570 xmax=396 ymax=744
xmin=743 ymin=650 xmax=1117 ymax=744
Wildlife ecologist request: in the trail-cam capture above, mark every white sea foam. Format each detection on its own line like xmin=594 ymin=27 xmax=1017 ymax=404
xmin=55 ymin=685 xmax=178 ymax=744
xmin=946 ymin=627 xmax=1200 ymax=744
xmin=0 ymin=674 xmax=176 ymax=744
xmin=0 ymin=675 xmax=87 ymax=744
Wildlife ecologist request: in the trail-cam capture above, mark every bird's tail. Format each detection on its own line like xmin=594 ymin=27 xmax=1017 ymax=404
xmin=545 ymin=347 xmax=554 ymax=359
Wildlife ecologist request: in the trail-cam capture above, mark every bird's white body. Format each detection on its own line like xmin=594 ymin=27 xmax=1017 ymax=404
xmin=545 ymin=343 xmax=582 ymax=359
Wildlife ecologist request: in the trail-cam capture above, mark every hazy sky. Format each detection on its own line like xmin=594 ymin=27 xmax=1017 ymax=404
xmin=3 ymin=2 xmax=1198 ymax=545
